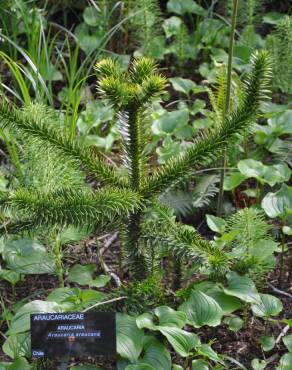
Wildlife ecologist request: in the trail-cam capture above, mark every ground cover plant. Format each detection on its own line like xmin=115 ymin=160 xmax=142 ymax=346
xmin=0 ymin=0 xmax=292 ymax=369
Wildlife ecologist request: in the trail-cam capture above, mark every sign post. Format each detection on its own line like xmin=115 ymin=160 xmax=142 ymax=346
xmin=31 ymin=312 xmax=116 ymax=366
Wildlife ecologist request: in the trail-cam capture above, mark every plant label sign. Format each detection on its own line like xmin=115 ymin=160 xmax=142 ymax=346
xmin=30 ymin=312 xmax=116 ymax=358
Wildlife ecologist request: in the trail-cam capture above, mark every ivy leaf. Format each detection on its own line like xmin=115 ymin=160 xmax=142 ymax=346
xmin=179 ymin=291 xmax=223 ymax=327
xmin=283 ymin=334 xmax=292 ymax=352
xmin=261 ymin=184 xmax=292 ymax=218
xmin=251 ymin=294 xmax=283 ymax=317
xmin=260 ymin=336 xmax=275 ymax=352
xmin=223 ymin=272 xmax=261 ymax=304
xmin=68 ymin=264 xmax=110 ymax=288
xmin=154 ymin=306 xmax=187 ymax=328
xmin=206 ymin=214 xmax=226 ymax=234
xmin=117 ymin=314 xmax=144 ymax=363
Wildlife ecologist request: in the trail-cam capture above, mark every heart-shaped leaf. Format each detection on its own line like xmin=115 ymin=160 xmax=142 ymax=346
xmin=223 ymin=316 xmax=243 ymax=332
xmin=260 ymin=336 xmax=275 ymax=352
xmin=238 ymin=159 xmax=291 ymax=187
xmin=68 ymin=264 xmax=110 ymax=288
xmin=261 ymin=184 xmax=292 ymax=218
xmin=206 ymin=214 xmax=226 ymax=233
xmin=169 ymin=77 xmax=197 ymax=95
xmin=2 ymin=237 xmax=55 ymax=274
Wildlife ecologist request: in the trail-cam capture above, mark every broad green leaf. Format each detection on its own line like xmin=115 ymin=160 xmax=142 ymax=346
xmin=2 ymin=333 xmax=30 ymax=359
xmin=154 ymin=306 xmax=187 ymax=328
xmin=8 ymin=300 xmax=62 ymax=335
xmin=283 ymin=226 xmax=292 ymax=236
xmin=167 ymin=0 xmax=206 ymax=15
xmin=172 ymin=366 xmax=183 ymax=370
xmin=202 ymin=285 xmax=242 ymax=314
xmin=206 ymin=214 xmax=226 ymax=234
xmin=136 ymin=313 xmax=156 ymax=330
xmin=263 ymin=12 xmax=286 ymax=25
xmin=261 ymin=184 xmax=292 ymax=218
xmin=251 ymin=359 xmax=267 ymax=370
xmin=169 ymin=77 xmax=197 ymax=95
xmin=156 ymin=109 xmax=189 ymax=134
xmin=7 ymin=357 xmax=31 ymax=370
xmin=159 ymin=327 xmax=199 ymax=357
xmin=83 ymin=6 xmax=100 ymax=27
xmin=223 ymin=272 xmax=261 ymax=304
xmin=126 ymin=365 xmax=154 ymax=370
xmin=162 ymin=16 xmax=182 ymax=38
xmin=179 ymin=291 xmax=223 ymax=327
xmin=2 ymin=237 xmax=55 ymax=274
xmin=192 ymin=360 xmax=209 ymax=370
xmin=251 ymin=294 xmax=283 ymax=317
xmin=260 ymin=336 xmax=275 ymax=352
xmin=238 ymin=159 xmax=291 ymax=187
xmin=197 ymin=344 xmax=221 ymax=363
xmin=277 ymin=353 xmax=292 ymax=369
xmin=268 ymin=110 xmax=292 ymax=135
xmin=141 ymin=336 xmax=171 ymax=370
xmin=223 ymin=316 xmax=243 ymax=332
xmin=224 ymin=172 xmax=246 ymax=191
xmin=47 ymin=287 xmax=81 ymax=303
xmin=68 ymin=264 xmax=110 ymax=288
xmin=117 ymin=314 xmax=144 ymax=363
xmin=249 ymin=240 xmax=278 ymax=260
xmin=283 ymin=334 xmax=292 ymax=352
xmin=71 ymin=366 xmax=102 ymax=370
xmin=0 ymin=269 xmax=21 ymax=285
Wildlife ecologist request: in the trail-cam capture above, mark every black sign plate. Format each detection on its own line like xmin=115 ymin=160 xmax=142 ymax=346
xmin=30 ymin=312 xmax=116 ymax=359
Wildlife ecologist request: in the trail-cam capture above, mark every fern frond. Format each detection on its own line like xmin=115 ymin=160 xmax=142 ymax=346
xmin=0 ymin=187 xmax=141 ymax=233
xmin=142 ymin=51 xmax=272 ymax=198
xmin=0 ymin=100 xmax=126 ymax=188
